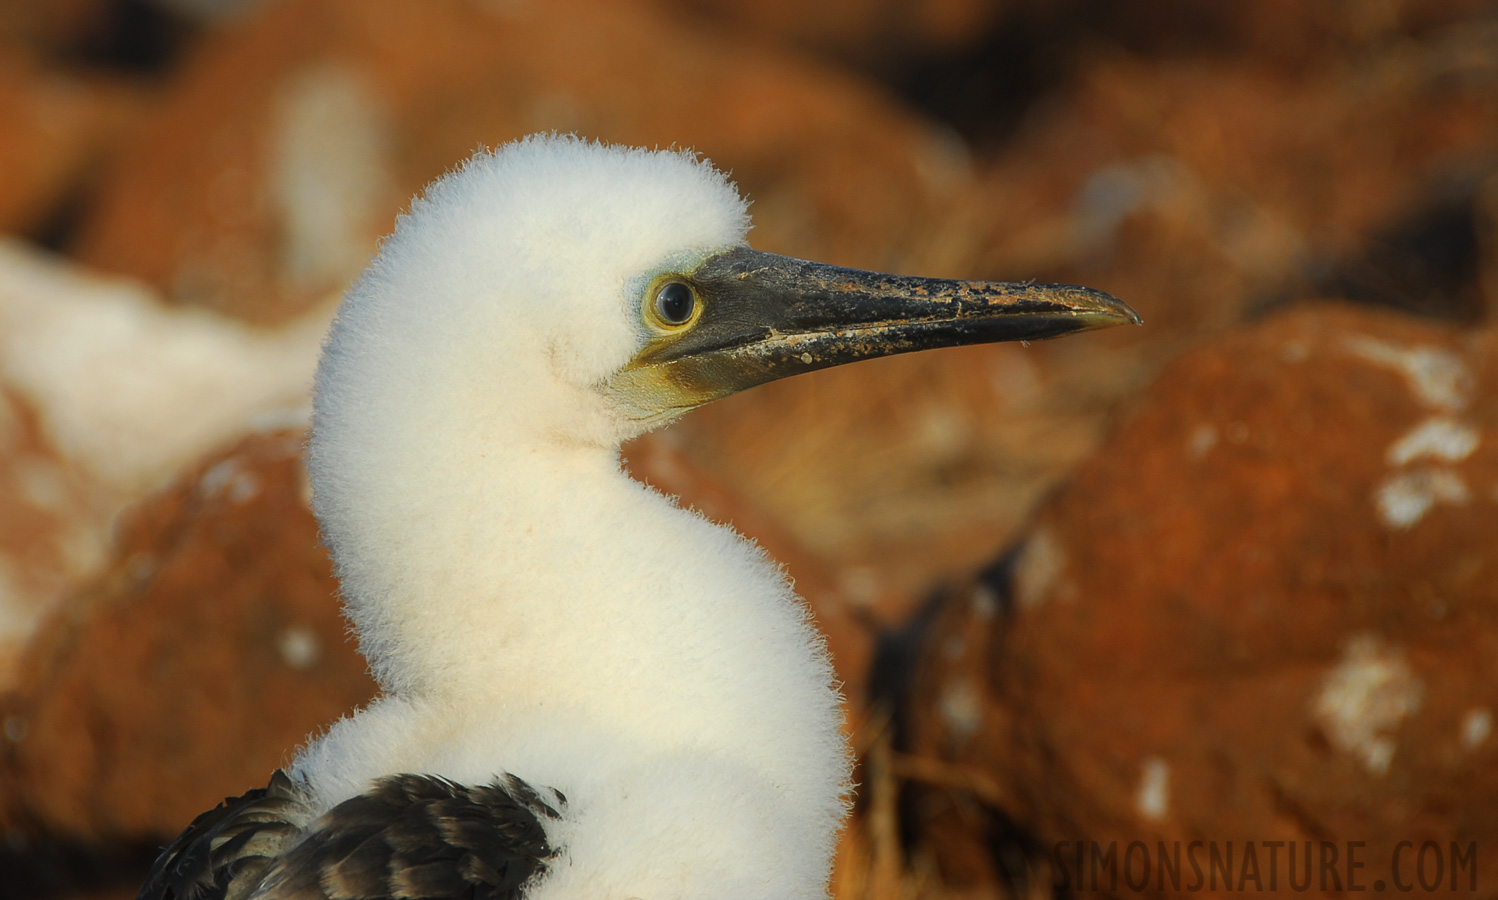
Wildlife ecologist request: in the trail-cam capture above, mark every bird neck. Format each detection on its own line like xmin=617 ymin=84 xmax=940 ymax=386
xmin=304 ymin=429 xmax=850 ymax=892
xmin=325 ymin=435 xmax=789 ymax=705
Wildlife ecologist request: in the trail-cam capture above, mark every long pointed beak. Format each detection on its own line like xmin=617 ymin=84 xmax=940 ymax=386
xmin=606 ymin=247 xmax=1140 ymax=423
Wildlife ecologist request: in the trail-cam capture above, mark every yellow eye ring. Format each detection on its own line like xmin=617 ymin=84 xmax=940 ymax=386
xmin=649 ymin=279 xmax=698 ymax=328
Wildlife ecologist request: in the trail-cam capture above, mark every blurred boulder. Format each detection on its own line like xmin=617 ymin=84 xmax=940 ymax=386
xmin=670 ymin=332 xmax=1146 ymax=622
xmin=0 ymin=240 xmax=329 ymax=691
xmin=0 ymin=48 xmax=140 ymax=239
xmin=0 ymin=429 xmax=371 ymax=842
xmin=0 ymin=0 xmax=109 ymax=56
xmin=891 ymin=0 xmax=1497 ymax=153
xmin=74 ymin=0 xmax=969 ymax=325
xmin=0 ymin=0 xmax=205 ymax=76
xmin=1301 ymin=165 xmax=1498 ymax=325
xmin=0 ymin=388 xmax=103 ymax=687
xmin=904 ymin=303 xmax=1498 ymax=896
xmin=963 ymin=30 xmax=1498 ymax=324
xmin=1019 ymin=0 xmax=1493 ymax=69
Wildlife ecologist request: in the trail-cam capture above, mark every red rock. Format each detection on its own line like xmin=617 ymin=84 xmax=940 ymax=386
xmin=0 ymin=240 xmax=330 ymax=682
xmin=0 ymin=387 xmax=104 ymax=688
xmin=74 ymin=0 xmax=966 ymax=325
xmin=0 ymin=430 xmax=374 ymax=840
xmin=666 ymin=336 xmax=1138 ymax=620
xmin=0 ymin=48 xmax=140 ymax=237
xmin=965 ymin=42 xmax=1498 ymax=328
xmin=1036 ymin=0 xmax=1491 ymax=69
xmin=0 ymin=0 xmax=109 ymax=56
xmin=905 ymin=304 xmax=1498 ymax=897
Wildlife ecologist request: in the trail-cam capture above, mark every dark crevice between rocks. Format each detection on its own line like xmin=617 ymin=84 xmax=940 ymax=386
xmin=869 ymin=542 xmax=1061 ymax=899
xmin=30 ymin=173 xmax=99 ymax=256
xmin=879 ymin=3 xmax=1491 ymax=158
xmin=59 ymin=0 xmax=202 ymax=78
xmin=963 ymin=547 xmax=1057 ymax=900
xmin=1257 ymin=164 xmax=1496 ymax=325
xmin=882 ymin=13 xmax=1078 ymax=154
xmin=0 ymin=829 xmax=161 ymax=899
xmin=1311 ymin=177 xmax=1492 ymax=324
xmin=876 ymin=3 xmax=1251 ymax=154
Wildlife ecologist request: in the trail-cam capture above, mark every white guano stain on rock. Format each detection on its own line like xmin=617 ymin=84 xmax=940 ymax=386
xmin=0 ymin=561 xmax=27 ymax=638
xmin=836 ymin=566 xmax=880 ymax=609
xmin=1461 ymin=708 xmax=1493 ymax=751
xmin=969 ymin=582 xmax=998 ymax=620
xmin=272 ymin=64 xmax=394 ymax=289
xmin=1385 ymin=416 xmax=1480 ymax=466
xmin=1344 ymin=335 xmax=1471 ymax=411
xmin=1014 ymin=526 xmax=1066 ymax=609
xmin=198 ymin=457 xmax=262 ymax=505
xmin=1185 ymin=423 xmax=1218 ymax=460
xmin=1135 ymin=757 xmax=1170 ymax=822
xmin=14 ymin=456 xmax=70 ymax=512
xmin=1313 ymin=634 xmax=1423 ymax=776
xmin=1374 ymin=467 xmax=1470 ymax=529
xmin=1071 ymin=155 xmax=1185 ymax=261
xmin=914 ymin=402 xmax=971 ymax=460
xmin=939 ymin=677 xmax=983 ymax=746
xmin=277 ymin=625 xmax=321 ymax=670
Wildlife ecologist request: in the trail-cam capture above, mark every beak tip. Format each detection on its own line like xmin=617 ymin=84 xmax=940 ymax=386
xmin=1080 ymin=289 xmax=1141 ymax=329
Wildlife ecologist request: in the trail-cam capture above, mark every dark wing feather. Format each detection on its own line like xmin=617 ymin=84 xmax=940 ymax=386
xmin=144 ymin=772 xmax=565 ymax=900
xmin=138 ymin=769 xmax=310 ymax=900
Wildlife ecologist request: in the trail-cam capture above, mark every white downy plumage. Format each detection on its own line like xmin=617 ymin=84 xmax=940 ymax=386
xmin=299 ymin=135 xmax=851 ymax=900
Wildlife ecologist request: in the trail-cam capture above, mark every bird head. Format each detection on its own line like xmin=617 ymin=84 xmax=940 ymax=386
xmin=314 ymin=134 xmax=1136 ymax=464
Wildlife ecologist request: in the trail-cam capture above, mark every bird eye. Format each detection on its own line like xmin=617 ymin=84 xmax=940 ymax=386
xmin=653 ymin=281 xmax=696 ymax=327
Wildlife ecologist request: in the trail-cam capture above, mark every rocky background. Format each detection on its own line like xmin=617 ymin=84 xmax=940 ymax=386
xmin=1 ymin=1 xmax=1496 ymax=898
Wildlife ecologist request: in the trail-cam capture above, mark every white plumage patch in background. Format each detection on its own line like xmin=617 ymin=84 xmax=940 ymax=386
xmin=300 ymin=136 xmax=851 ymax=900
xmin=0 ymin=239 xmax=326 ymax=495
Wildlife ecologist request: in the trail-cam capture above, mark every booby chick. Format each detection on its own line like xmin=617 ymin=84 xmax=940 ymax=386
xmin=138 ymin=134 xmax=1138 ymax=900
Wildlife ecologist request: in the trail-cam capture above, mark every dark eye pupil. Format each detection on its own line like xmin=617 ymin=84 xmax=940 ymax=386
xmin=655 ymin=282 xmax=695 ymax=325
